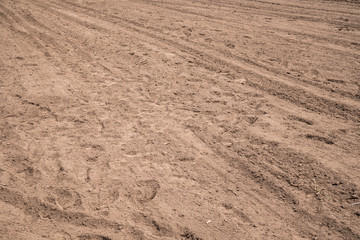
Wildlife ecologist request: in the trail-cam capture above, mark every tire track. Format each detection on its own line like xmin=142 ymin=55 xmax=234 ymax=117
xmin=186 ymin=120 xmax=360 ymax=239
xmin=167 ymin=0 xmax=360 ymax=25
xmin=1 ymin=0 xmax=359 ymax=239
xmin=31 ymin=1 xmax=360 ymax=236
xmin=241 ymin=0 xmax=360 ymax=15
xmin=162 ymin=0 xmax=360 ymax=16
xmin=0 ymin=0 xmax=116 ymax=89
xmin=134 ymin=0 xmax=360 ymax=64
xmin=33 ymin=0 xmax=360 ymax=122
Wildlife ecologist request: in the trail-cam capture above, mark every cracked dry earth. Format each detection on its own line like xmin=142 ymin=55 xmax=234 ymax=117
xmin=0 ymin=0 xmax=360 ymax=239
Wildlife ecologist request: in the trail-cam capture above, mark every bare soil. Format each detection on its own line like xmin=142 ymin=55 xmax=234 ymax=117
xmin=0 ymin=0 xmax=359 ymax=239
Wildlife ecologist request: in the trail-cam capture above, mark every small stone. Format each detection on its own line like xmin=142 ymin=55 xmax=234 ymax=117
xmin=235 ymin=78 xmax=247 ymax=84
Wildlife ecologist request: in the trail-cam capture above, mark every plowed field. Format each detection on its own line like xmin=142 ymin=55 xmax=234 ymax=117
xmin=0 ymin=0 xmax=359 ymax=239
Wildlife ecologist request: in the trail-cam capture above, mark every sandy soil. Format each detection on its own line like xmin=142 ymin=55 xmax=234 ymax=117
xmin=0 ymin=0 xmax=359 ymax=239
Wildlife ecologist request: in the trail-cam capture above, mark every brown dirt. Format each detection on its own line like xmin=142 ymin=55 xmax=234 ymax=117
xmin=0 ymin=0 xmax=359 ymax=239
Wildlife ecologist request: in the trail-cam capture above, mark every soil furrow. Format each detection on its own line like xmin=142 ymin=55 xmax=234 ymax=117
xmin=1 ymin=0 xmax=359 ymax=239
xmin=37 ymin=0 xmax=360 ymax=122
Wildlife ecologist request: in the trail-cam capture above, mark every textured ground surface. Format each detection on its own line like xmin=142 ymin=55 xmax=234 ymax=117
xmin=0 ymin=0 xmax=360 ymax=239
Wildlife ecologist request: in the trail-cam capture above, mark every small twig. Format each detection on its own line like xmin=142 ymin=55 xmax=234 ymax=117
xmin=55 ymin=200 xmax=64 ymax=211
xmin=227 ymin=189 xmax=238 ymax=196
xmin=352 ymin=202 xmax=360 ymax=206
